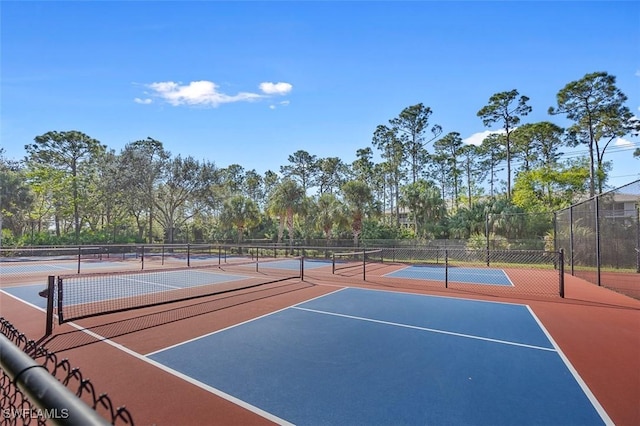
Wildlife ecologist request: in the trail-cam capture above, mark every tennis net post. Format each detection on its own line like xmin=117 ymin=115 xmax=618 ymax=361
xmin=445 ymin=250 xmax=449 ymax=289
xmin=559 ymin=249 xmax=565 ymax=298
xmin=45 ymin=275 xmax=55 ymax=336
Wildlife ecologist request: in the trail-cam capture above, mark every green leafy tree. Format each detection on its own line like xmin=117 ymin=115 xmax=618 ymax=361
xmin=0 ymin=155 xmax=34 ymax=244
xmin=220 ymin=195 xmax=261 ymax=243
xmin=549 ymin=71 xmax=635 ymax=195
xmin=341 ymin=180 xmax=373 ymax=246
xmin=459 ymin=144 xmax=486 ymax=210
xmin=433 ymin=132 xmax=464 ymax=209
xmin=154 ymin=156 xmax=216 ymax=243
xmin=512 ymin=162 xmax=590 ymax=212
xmin=243 ymin=169 xmax=264 ymax=205
xmin=25 ymin=131 xmax=106 ymax=243
xmin=280 ymin=150 xmax=318 ymax=192
xmin=315 ymin=192 xmax=348 ymax=242
xmin=400 ymin=179 xmax=447 ymax=238
xmin=478 ymin=133 xmax=507 ymax=198
xmin=220 ymin=164 xmax=245 ymax=197
xmin=351 ymin=148 xmax=375 ymax=184
xmin=511 ymin=122 xmax=565 ymax=171
xmin=372 ymin=125 xmax=405 ymax=227
xmin=477 ymin=90 xmax=532 ymax=199
xmin=389 ymin=103 xmax=442 ymax=183
xmin=119 ymin=137 xmax=170 ymax=243
xmin=316 ymin=157 xmax=348 ymax=195
xmin=262 ymin=170 xmax=280 ymax=202
xmin=268 ymin=178 xmax=306 ymax=249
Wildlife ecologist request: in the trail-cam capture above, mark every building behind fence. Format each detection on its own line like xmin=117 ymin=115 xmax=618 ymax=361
xmin=555 ymin=179 xmax=640 ymax=300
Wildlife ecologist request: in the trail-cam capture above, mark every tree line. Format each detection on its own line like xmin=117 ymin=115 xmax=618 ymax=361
xmin=1 ymin=71 xmax=638 ymax=248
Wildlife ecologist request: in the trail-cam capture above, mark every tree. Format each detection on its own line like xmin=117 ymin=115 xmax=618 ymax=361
xmin=0 ymin=155 xmax=33 ymax=244
xmin=87 ymin=149 xmax=130 ymax=241
xmin=119 ymin=138 xmax=170 ymax=243
xmin=459 ymin=144 xmax=486 ymax=210
xmin=316 ymin=157 xmax=348 ymax=195
xmin=389 ymin=103 xmax=442 ymax=183
xmin=154 ymin=156 xmax=215 ymax=243
xmin=220 ymin=195 xmax=260 ymax=243
xmin=549 ymin=71 xmax=635 ymax=195
xmin=372 ymin=125 xmax=405 ymax=227
xmin=351 ymin=148 xmax=375 ymax=183
xmin=477 ymin=133 xmax=507 ymax=198
xmin=280 ymin=150 xmax=318 ymax=192
xmin=25 ymin=131 xmax=106 ymax=243
xmin=243 ymin=169 xmax=264 ymax=204
xmin=315 ymin=193 xmax=347 ymax=242
xmin=477 ymin=90 xmax=532 ymax=198
xmin=512 ymin=162 xmax=589 ymax=212
xmin=220 ymin=164 xmax=245 ymax=196
xmin=262 ymin=170 xmax=280 ymax=200
xmin=511 ymin=122 xmax=565 ymax=171
xmin=341 ymin=180 xmax=373 ymax=246
xmin=433 ymin=132 xmax=464 ymax=209
xmin=268 ymin=178 xmax=306 ymax=250
xmin=400 ymin=179 xmax=446 ymax=238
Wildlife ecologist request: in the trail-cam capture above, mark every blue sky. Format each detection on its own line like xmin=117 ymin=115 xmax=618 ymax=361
xmin=2 ymin=1 xmax=639 ymax=189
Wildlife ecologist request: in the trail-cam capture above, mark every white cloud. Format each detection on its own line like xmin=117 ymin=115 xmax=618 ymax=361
xmin=269 ymin=105 xmax=276 ymax=110
xmin=259 ymin=82 xmax=293 ymax=95
xmin=140 ymin=80 xmax=293 ymax=107
xmin=134 ymin=97 xmax=152 ymax=104
xmin=635 ymin=69 xmax=640 ymax=77
xmin=279 ymin=100 xmax=290 ymax=106
xmin=614 ymin=137 xmax=634 ymax=147
xmin=463 ymin=129 xmax=507 ymax=146
xmin=145 ymin=80 xmax=263 ymax=107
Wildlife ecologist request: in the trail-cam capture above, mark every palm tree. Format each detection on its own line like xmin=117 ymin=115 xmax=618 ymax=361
xmin=268 ymin=179 xmax=306 ymax=252
xmin=315 ymin=193 xmax=347 ymax=243
xmin=341 ymin=180 xmax=373 ymax=246
xmin=220 ymin=195 xmax=260 ymax=243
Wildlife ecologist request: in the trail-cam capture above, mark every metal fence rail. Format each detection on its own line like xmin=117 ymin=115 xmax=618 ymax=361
xmin=0 ymin=318 xmax=134 ymax=426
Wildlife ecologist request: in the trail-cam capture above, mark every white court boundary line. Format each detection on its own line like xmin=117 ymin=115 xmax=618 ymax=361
xmin=381 ymin=264 xmax=515 ymax=287
xmin=291 ymin=306 xmax=555 ymax=352
xmin=526 ymin=306 xmax=613 ymax=425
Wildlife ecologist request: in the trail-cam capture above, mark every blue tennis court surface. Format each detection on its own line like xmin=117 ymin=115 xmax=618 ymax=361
xmin=2 ymin=284 xmax=49 ymax=309
xmin=385 ymin=264 xmax=513 ymax=286
xmin=147 ymin=287 xmax=608 ymax=425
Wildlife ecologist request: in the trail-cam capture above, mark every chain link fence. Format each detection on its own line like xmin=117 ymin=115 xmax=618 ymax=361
xmin=555 ymin=180 xmax=640 ymax=299
xmin=0 ymin=318 xmax=134 ymax=425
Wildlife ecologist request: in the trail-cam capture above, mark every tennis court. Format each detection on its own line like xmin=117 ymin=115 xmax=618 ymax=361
xmin=384 ymin=265 xmax=514 ymax=286
xmin=147 ymin=288 xmax=607 ymax=424
xmin=1 ymin=248 xmax=639 ymax=426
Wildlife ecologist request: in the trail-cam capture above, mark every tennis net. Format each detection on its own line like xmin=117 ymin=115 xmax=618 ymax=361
xmin=332 ymin=249 xmax=383 ymax=274
xmin=45 ymin=256 xmax=303 ymax=326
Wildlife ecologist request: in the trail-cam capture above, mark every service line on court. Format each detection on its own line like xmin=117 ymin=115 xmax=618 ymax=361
xmin=291 ymin=306 xmax=556 ymax=352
